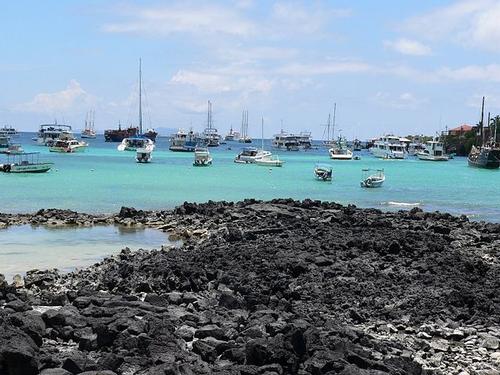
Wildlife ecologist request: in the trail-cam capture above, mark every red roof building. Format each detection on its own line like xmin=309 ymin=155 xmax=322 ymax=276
xmin=448 ymin=124 xmax=473 ymax=136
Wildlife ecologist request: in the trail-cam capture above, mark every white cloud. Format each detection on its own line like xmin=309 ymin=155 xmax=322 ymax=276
xmin=373 ymin=91 xmax=426 ymax=110
xmin=103 ymin=4 xmax=256 ymax=37
xmin=16 ymin=80 xmax=94 ymax=114
xmin=276 ymin=61 xmax=373 ymax=76
xmin=403 ymin=0 xmax=500 ymax=51
xmin=437 ymin=64 xmax=500 ymax=82
xmin=384 ymin=38 xmax=431 ymax=56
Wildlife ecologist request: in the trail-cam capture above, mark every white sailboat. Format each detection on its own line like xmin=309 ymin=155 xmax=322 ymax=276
xmin=81 ymin=110 xmax=97 ymax=139
xmin=118 ymin=59 xmax=155 ymax=156
xmin=238 ymin=110 xmax=252 ymax=143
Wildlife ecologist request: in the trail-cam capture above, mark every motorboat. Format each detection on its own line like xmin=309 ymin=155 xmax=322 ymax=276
xmin=193 ymin=147 xmax=213 ymax=166
xmin=3 ymin=144 xmax=24 ymax=154
xmin=49 ymin=139 xmax=88 ymax=153
xmin=360 ymin=169 xmax=385 ymax=188
xmin=169 ymin=129 xmax=198 ymax=152
xmin=417 ymin=140 xmax=449 ymax=161
xmin=136 ymin=147 xmax=153 ymax=163
xmin=81 ymin=110 xmax=97 ymax=139
xmin=35 ymin=123 xmax=74 ymax=146
xmin=0 ymin=126 xmax=18 ymax=137
xmin=0 ymin=152 xmax=53 ymax=173
xmin=369 ymin=135 xmax=406 ymax=159
xmin=118 ymin=136 xmax=154 ymax=152
xmin=314 ymin=164 xmax=332 ymax=181
xmin=273 ymin=130 xmax=309 ymax=150
xmin=255 ymin=155 xmax=284 ymax=167
xmin=234 ymin=147 xmax=271 ymax=164
xmin=329 ymin=136 xmax=353 ymax=160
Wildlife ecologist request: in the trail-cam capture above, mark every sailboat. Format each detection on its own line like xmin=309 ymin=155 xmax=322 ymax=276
xmin=118 ymin=59 xmax=155 ymax=154
xmin=468 ymin=97 xmax=500 ymax=169
xmin=238 ymin=110 xmax=252 ymax=143
xmin=200 ymin=101 xmax=220 ymax=147
xmin=255 ymin=117 xmax=284 ymax=167
xmin=81 ymin=110 xmax=97 ymax=139
xmin=322 ymin=104 xmax=336 ymax=148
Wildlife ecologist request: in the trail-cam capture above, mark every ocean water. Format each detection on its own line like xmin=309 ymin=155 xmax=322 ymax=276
xmin=0 ymin=132 xmax=499 ymax=222
xmin=0 ymin=224 xmax=172 ymax=280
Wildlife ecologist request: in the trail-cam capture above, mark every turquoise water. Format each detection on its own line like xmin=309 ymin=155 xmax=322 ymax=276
xmin=0 ymin=225 xmax=171 ymax=280
xmin=1 ymin=133 xmax=499 ymax=221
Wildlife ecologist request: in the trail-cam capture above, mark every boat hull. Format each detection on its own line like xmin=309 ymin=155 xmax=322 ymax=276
xmin=1 ymin=163 xmax=53 ymax=173
xmin=417 ymin=154 xmax=449 ymax=161
xmin=468 ymin=149 xmax=500 ymax=169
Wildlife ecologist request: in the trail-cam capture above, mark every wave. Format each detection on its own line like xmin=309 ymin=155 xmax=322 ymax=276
xmin=384 ymin=201 xmax=422 ymax=207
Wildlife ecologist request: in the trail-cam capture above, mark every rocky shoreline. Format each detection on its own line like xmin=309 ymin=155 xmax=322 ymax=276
xmin=1 ymin=199 xmax=499 ymax=375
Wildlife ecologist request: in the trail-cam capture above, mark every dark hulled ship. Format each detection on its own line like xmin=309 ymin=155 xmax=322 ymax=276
xmin=104 ymin=125 xmax=157 ymax=143
xmin=468 ymin=97 xmax=500 ymax=169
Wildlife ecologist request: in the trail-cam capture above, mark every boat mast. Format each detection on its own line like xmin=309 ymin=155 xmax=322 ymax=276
xmin=261 ymin=117 xmax=264 ymax=151
xmin=479 ymin=96 xmax=485 ymax=147
xmin=487 ymin=112 xmax=491 ymax=145
xmin=139 ymin=58 xmax=143 ymax=134
xmin=207 ymin=100 xmax=212 ymax=130
xmin=332 ymin=103 xmax=336 ymax=140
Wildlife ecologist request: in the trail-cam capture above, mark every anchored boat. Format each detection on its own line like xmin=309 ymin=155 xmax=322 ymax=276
xmin=169 ymin=129 xmax=198 ymax=152
xmin=238 ymin=110 xmax=252 ymax=143
xmin=314 ymin=164 xmax=333 ymax=181
xmin=200 ymin=101 xmax=220 ymax=147
xmin=136 ymin=147 xmax=153 ymax=163
xmin=360 ymin=169 xmax=385 ymax=188
xmin=234 ymin=147 xmax=271 ymax=164
xmin=193 ymin=147 xmax=213 ymax=166
xmin=369 ymin=135 xmax=407 ymax=159
xmin=81 ymin=110 xmax=97 ymax=139
xmin=34 ymin=123 xmax=73 ymax=146
xmin=0 ymin=152 xmax=53 ymax=173
xmin=49 ymin=139 xmax=88 ymax=153
xmin=0 ymin=126 xmax=18 ymax=137
xmin=468 ymin=97 xmax=500 ymax=169
xmin=329 ymin=136 xmax=353 ymax=160
xmin=417 ymin=140 xmax=449 ymax=161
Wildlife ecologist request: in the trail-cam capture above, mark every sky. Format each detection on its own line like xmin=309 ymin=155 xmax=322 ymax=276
xmin=1 ymin=0 xmax=500 ymax=140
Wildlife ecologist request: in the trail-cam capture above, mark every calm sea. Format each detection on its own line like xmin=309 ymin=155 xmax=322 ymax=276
xmin=1 ymin=132 xmax=499 ymax=222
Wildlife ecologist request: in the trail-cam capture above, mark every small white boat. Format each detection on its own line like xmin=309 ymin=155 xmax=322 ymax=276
xmin=329 ymin=136 xmax=353 ymax=160
xmin=118 ymin=136 xmax=154 ymax=152
xmin=1 ymin=152 xmax=53 ymax=173
xmin=234 ymin=147 xmax=271 ymax=164
xmin=49 ymin=139 xmax=88 ymax=153
xmin=360 ymin=169 xmax=385 ymax=188
xmin=193 ymin=147 xmax=212 ymax=166
xmin=136 ymin=147 xmax=153 ymax=163
xmin=314 ymin=164 xmax=332 ymax=181
xmin=255 ymin=155 xmax=284 ymax=167
xmin=417 ymin=140 xmax=449 ymax=161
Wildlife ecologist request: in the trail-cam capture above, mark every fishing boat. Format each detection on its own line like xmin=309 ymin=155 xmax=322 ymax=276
xmin=104 ymin=123 xmax=138 ymax=142
xmin=360 ymin=169 xmax=385 ymax=188
xmin=0 ymin=126 xmax=18 ymax=137
xmin=225 ymin=125 xmax=240 ymax=142
xmin=34 ymin=123 xmax=73 ymax=146
xmin=200 ymin=101 xmax=220 ymax=147
xmin=238 ymin=110 xmax=252 ymax=143
xmin=136 ymin=146 xmax=153 ymax=163
xmin=81 ymin=110 xmax=97 ymax=139
xmin=49 ymin=139 xmax=88 ymax=153
xmin=369 ymin=135 xmax=407 ymax=159
xmin=329 ymin=136 xmax=353 ymax=160
xmin=255 ymin=117 xmax=284 ymax=167
xmin=468 ymin=97 xmax=500 ymax=169
xmin=119 ymin=59 xmax=157 ymax=153
xmin=169 ymin=129 xmax=198 ymax=152
xmin=314 ymin=164 xmax=333 ymax=181
xmin=193 ymin=147 xmax=212 ymax=166
xmin=417 ymin=140 xmax=449 ymax=161
xmin=0 ymin=152 xmax=53 ymax=173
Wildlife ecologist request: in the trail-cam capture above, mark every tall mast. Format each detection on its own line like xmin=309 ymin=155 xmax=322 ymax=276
xmin=261 ymin=117 xmax=264 ymax=151
xmin=480 ymin=96 xmax=485 ymax=146
xmin=139 ymin=58 xmax=143 ymax=134
xmin=207 ymin=100 xmax=212 ymax=130
xmin=487 ymin=112 xmax=491 ymax=144
xmin=327 ymin=113 xmax=331 ymax=142
xmin=332 ymin=103 xmax=336 ymax=140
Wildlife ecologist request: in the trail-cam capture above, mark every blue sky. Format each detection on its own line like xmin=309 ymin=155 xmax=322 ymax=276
xmin=1 ymin=0 xmax=500 ymax=139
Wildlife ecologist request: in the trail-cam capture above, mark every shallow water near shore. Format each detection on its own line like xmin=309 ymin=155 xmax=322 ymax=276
xmin=1 ymin=132 xmax=500 ymax=221
xmin=0 ymin=224 xmax=171 ymax=280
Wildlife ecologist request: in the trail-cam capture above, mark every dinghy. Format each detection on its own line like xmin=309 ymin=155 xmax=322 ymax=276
xmin=360 ymin=169 xmax=385 ymax=188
